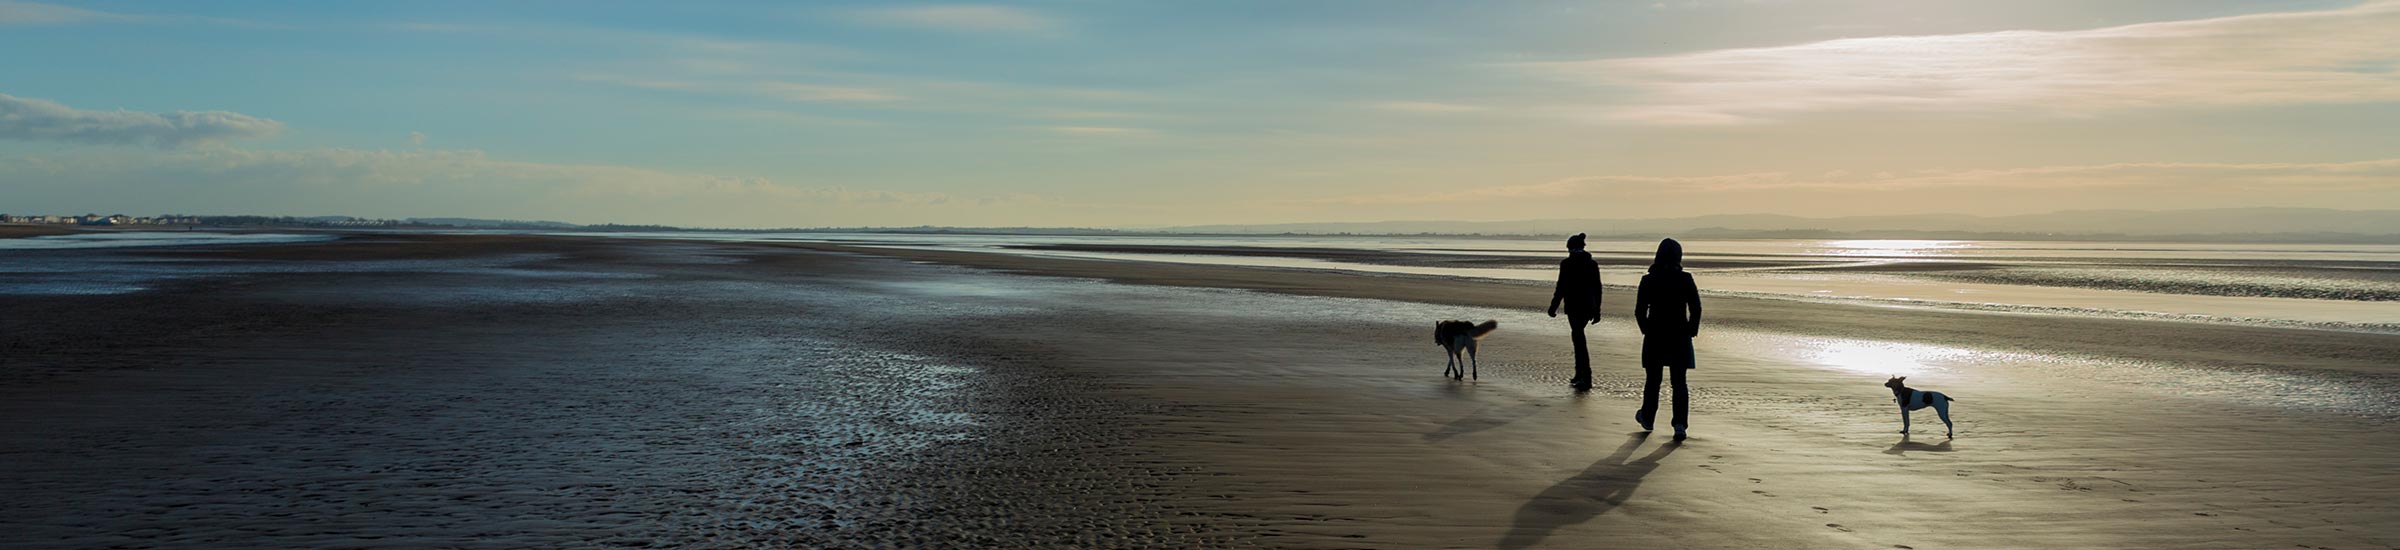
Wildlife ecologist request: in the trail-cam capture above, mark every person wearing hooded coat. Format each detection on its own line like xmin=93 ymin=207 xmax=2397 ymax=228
xmin=1634 ymin=238 xmax=1702 ymax=439
xmin=1547 ymin=233 xmax=1602 ymax=388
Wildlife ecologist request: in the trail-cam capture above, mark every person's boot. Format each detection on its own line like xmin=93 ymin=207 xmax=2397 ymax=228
xmin=1672 ymin=422 xmax=1688 ymax=441
xmin=1634 ymin=410 xmax=1654 ymax=431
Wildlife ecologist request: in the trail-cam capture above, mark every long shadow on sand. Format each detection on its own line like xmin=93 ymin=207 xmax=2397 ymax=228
xmin=1423 ymin=403 xmax=1547 ymax=443
xmin=1883 ymin=435 xmax=1954 ymax=456
xmin=1498 ymin=433 xmax=1680 ymax=549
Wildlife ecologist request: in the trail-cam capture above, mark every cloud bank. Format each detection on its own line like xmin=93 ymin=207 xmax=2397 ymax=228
xmin=1527 ymin=1 xmax=2400 ymax=124
xmin=0 ymin=93 xmax=284 ymax=148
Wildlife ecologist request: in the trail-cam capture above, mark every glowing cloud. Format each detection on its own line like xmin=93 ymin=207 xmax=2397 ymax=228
xmin=1527 ymin=1 xmax=2400 ymax=124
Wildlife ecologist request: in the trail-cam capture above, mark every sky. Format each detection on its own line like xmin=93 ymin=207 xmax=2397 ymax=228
xmin=2 ymin=0 xmax=2397 ymax=228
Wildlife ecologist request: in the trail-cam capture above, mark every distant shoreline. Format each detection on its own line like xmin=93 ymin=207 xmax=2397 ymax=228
xmin=9 ymin=205 xmax=2398 ymax=244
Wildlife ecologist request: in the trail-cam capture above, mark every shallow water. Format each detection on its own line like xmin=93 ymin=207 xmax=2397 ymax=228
xmin=832 ymin=262 xmax=2400 ymax=420
xmin=0 ymin=232 xmax=335 ymax=250
xmin=637 ymin=233 xmax=2395 ymax=331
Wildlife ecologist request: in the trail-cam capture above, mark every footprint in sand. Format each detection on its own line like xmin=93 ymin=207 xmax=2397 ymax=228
xmin=1812 ymin=506 xmax=1830 ymax=514
xmin=1826 ymin=523 xmax=1852 ymax=532
xmin=1747 ymin=478 xmax=1763 ymax=483
xmin=1752 ymin=490 xmax=1777 ymax=497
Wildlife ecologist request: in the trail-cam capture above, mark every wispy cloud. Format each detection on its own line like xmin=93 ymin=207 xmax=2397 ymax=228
xmin=0 ymin=1 xmax=121 ymax=24
xmin=1047 ymin=126 xmax=1149 ymax=136
xmin=0 ymin=93 xmax=283 ymax=148
xmin=387 ymin=21 xmax=854 ymax=60
xmin=1525 ymin=1 xmax=2400 ymax=124
xmin=575 ymin=74 xmax=900 ymax=102
xmin=1369 ymin=101 xmax=1487 ymax=114
xmin=849 ymin=5 xmax=1058 ymax=33
xmin=0 ymin=1 xmax=262 ymax=27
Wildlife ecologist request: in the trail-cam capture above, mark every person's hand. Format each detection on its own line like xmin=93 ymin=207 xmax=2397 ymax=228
xmin=1547 ymin=307 xmax=1557 ymax=318
xmin=1589 ymin=317 xmax=1602 ymax=327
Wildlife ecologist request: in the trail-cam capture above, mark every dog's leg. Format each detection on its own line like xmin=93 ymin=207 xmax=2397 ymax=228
xmin=1444 ymin=349 xmax=1456 ymax=378
xmin=1900 ymin=407 xmax=1911 ymax=435
xmin=1468 ymin=344 xmax=1479 ymax=381
xmin=1935 ymin=399 xmax=1954 ymax=438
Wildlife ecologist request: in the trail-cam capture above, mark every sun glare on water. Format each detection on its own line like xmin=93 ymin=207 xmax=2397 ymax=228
xmin=1819 ymin=240 xmax=1973 ymax=257
xmin=1796 ymin=339 xmax=1984 ymax=375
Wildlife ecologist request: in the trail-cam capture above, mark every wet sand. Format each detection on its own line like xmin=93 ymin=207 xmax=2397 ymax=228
xmin=0 ymin=224 xmax=80 ymax=238
xmin=1006 ymin=242 xmax=2400 ymax=302
xmin=3 ymin=233 xmax=2396 ymax=548
xmin=1007 ymin=243 xmax=1812 ymax=270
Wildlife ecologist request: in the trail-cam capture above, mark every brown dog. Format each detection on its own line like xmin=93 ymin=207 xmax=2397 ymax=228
xmin=1434 ymin=320 xmax=1499 ymax=380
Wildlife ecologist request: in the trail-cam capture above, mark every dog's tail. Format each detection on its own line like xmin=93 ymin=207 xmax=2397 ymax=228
xmin=1472 ymin=320 xmax=1499 ymax=338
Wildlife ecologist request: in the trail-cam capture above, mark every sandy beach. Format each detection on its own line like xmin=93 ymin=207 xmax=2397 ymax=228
xmin=0 ymin=224 xmax=82 ymax=239
xmin=3 ymin=233 xmax=2396 ymax=549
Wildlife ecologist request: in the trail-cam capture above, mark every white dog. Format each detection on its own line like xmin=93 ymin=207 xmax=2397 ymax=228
xmin=1884 ymin=376 xmax=1958 ymax=438
xmin=1433 ymin=320 xmax=1498 ymax=380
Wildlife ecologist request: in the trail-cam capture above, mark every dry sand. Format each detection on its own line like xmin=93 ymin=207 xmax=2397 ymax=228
xmin=2 ymin=233 xmax=2394 ymax=549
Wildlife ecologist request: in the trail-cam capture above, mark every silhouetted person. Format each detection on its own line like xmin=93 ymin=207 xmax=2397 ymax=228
xmin=1547 ymin=233 xmax=1601 ymax=389
xmin=1633 ymin=238 xmax=1701 ymax=440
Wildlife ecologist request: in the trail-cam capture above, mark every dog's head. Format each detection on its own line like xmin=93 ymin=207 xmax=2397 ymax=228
xmin=1884 ymin=376 xmax=1907 ymax=390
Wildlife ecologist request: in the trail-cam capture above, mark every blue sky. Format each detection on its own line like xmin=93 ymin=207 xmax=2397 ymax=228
xmin=2 ymin=0 xmax=2395 ymax=227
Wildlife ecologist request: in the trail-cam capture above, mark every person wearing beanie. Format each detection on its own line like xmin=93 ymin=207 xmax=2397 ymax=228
xmin=1633 ymin=238 xmax=1703 ymax=440
xmin=1547 ymin=233 xmax=1603 ymax=389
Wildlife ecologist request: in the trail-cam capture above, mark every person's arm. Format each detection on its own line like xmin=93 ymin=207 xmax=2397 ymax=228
xmin=1685 ymin=275 xmax=1704 ymax=337
xmin=1589 ymin=269 xmax=1603 ymax=325
xmin=1632 ymin=279 xmax=1652 ymax=335
xmin=1547 ymin=261 xmax=1567 ymax=317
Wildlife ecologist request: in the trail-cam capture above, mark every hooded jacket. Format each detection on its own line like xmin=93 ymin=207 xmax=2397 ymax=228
xmin=1635 ymin=239 xmax=1703 ymax=338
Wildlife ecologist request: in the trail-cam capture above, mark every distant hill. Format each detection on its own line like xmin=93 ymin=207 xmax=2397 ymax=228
xmin=1158 ymin=208 xmax=2400 ymax=241
xmin=405 ymin=217 xmax=581 ymax=228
